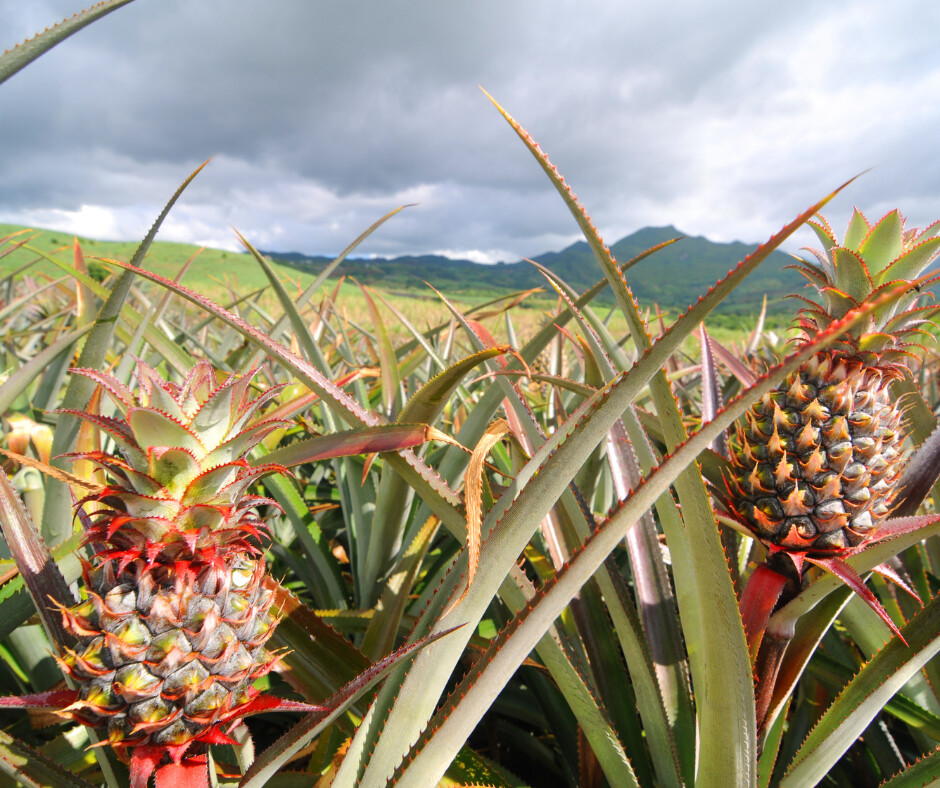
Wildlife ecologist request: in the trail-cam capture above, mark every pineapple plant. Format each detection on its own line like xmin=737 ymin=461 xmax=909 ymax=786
xmin=8 ymin=10 xmax=940 ymax=781
xmin=56 ymin=361 xmax=286 ymax=747
xmin=5 ymin=360 xmax=325 ymax=785
xmin=726 ymin=209 xmax=940 ymax=556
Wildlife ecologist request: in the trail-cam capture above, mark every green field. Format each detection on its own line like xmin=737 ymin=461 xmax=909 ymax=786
xmin=0 ymin=222 xmax=773 ymax=350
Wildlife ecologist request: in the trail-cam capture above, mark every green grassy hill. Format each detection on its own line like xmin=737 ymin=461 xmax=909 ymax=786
xmin=1 ymin=222 xmax=802 ymax=329
xmin=0 ymin=223 xmax=304 ymax=299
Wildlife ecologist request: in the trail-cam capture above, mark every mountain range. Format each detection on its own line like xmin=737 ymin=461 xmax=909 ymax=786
xmin=264 ymin=225 xmax=803 ymax=318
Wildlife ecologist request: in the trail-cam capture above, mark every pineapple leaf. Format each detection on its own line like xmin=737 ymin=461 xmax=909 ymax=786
xmin=843 ymin=207 xmax=872 ymax=252
xmin=241 ymin=206 xmax=409 ymax=373
xmin=789 ymin=260 xmax=829 ymax=291
xmin=500 ymin=566 xmax=639 ymax=787
xmin=259 ymin=470 xmax=346 ymax=610
xmin=699 ymin=324 xmax=727 ymax=456
xmin=0 ymin=473 xmax=76 ymax=652
xmin=831 ymin=247 xmax=872 ymax=303
xmin=806 ymin=653 xmax=940 ymax=739
xmin=893 ymin=422 xmax=940 ymax=517
xmin=363 ymin=275 xmax=910 ymax=788
xmin=487 ymin=369 xmax=597 ymax=398
xmin=805 ymin=556 xmax=904 ymax=642
xmin=151 ymin=757 xmax=207 ymax=788
xmin=872 ymin=562 xmax=922 ymax=604
xmin=807 ymin=216 xmax=837 ymax=253
xmin=757 ymin=696 xmax=790 ymax=788
xmin=23 ymin=243 xmax=194 ymax=375
xmin=239 ymin=625 xmax=462 ymax=788
xmin=360 ymin=514 xmax=440 ymax=660
xmin=704 ymin=334 xmax=758 ymax=387
xmin=0 ymin=0 xmax=137 ymax=85
xmin=397 ymin=346 xmax=509 ymax=425
xmin=394 ymin=556 xmax=644 ymax=788
xmin=875 ymin=235 xmax=940 ymax=288
xmin=859 ymin=209 xmax=904 ymax=275
xmin=856 ymin=331 xmax=895 ymax=352
xmin=418 ymin=236 xmax=677 ymax=522
xmin=425 ymin=263 xmax=681 ymax=783
xmin=530 ymin=259 xmax=695 ymax=777
xmin=358 ymin=283 xmax=401 ymax=417
xmin=820 ymin=284 xmax=858 ymax=321
xmin=607 ymin=420 xmax=695 ymax=770
xmin=259 ymin=424 xmax=443 ymax=468
xmin=760 ymin=587 xmax=853 ymax=752
xmin=780 ymin=593 xmax=940 ymax=786
xmin=0 ymin=727 xmax=98 ymax=788
xmin=127 ymin=408 xmax=204 ymax=457
xmin=740 ymin=565 xmax=790 ymax=660
xmin=152 ymin=447 xmax=202 ymax=493
xmin=41 ymin=160 xmax=208 ymax=547
xmin=0 ymin=325 xmax=92 ymax=414
xmin=878 ymin=747 xmax=940 ymax=787
xmin=266 ymin=580 xmax=371 ymax=700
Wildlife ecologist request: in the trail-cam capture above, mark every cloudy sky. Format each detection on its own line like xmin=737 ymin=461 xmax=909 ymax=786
xmin=1 ymin=0 xmax=938 ymax=263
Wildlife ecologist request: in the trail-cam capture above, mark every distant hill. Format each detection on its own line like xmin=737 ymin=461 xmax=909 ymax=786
xmin=0 ymin=219 xmax=801 ymax=320
xmin=264 ymin=226 xmax=802 ymax=318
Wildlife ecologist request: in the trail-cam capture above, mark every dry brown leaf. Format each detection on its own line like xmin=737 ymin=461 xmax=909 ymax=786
xmin=0 ymin=448 xmax=103 ymax=492
xmin=445 ymin=418 xmax=510 ymax=615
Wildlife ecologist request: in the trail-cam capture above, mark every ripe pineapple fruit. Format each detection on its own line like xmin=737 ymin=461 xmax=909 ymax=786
xmin=727 ymin=209 xmax=940 ymax=555
xmin=55 ymin=360 xmax=289 ymax=757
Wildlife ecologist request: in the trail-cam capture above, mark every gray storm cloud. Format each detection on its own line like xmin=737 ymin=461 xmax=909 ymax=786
xmin=1 ymin=0 xmax=938 ymax=261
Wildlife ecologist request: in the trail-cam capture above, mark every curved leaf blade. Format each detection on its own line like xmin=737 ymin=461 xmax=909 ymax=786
xmin=0 ymin=0 xmax=136 ymax=85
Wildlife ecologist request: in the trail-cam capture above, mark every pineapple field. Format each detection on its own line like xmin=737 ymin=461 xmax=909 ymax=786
xmin=3 ymin=4 xmax=940 ymax=788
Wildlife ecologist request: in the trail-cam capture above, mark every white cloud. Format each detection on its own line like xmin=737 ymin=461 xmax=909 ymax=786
xmin=1 ymin=204 xmax=129 ymax=241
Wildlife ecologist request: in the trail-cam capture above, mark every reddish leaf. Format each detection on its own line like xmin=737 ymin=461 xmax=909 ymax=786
xmin=0 ymin=688 xmax=77 ymax=709
xmin=705 ymin=332 xmax=758 ymax=388
xmin=740 ymin=565 xmax=789 ymax=659
xmin=872 ymin=561 xmax=922 ymax=603
xmin=229 ymin=694 xmax=326 ymax=718
xmin=154 ymin=754 xmax=208 ymax=788
xmin=130 ymin=748 xmax=165 ymax=788
xmin=806 ymin=556 xmax=906 ymax=643
xmin=859 ymin=513 xmax=940 ymax=546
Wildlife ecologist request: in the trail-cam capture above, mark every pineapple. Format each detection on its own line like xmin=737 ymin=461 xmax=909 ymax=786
xmin=727 ymin=209 xmax=940 ymax=555
xmin=54 ymin=360 xmax=288 ymax=760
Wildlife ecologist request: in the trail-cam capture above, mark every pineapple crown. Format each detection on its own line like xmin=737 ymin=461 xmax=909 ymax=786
xmin=792 ymin=209 xmax=940 ymax=368
xmin=60 ymin=360 xmax=289 ymax=562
